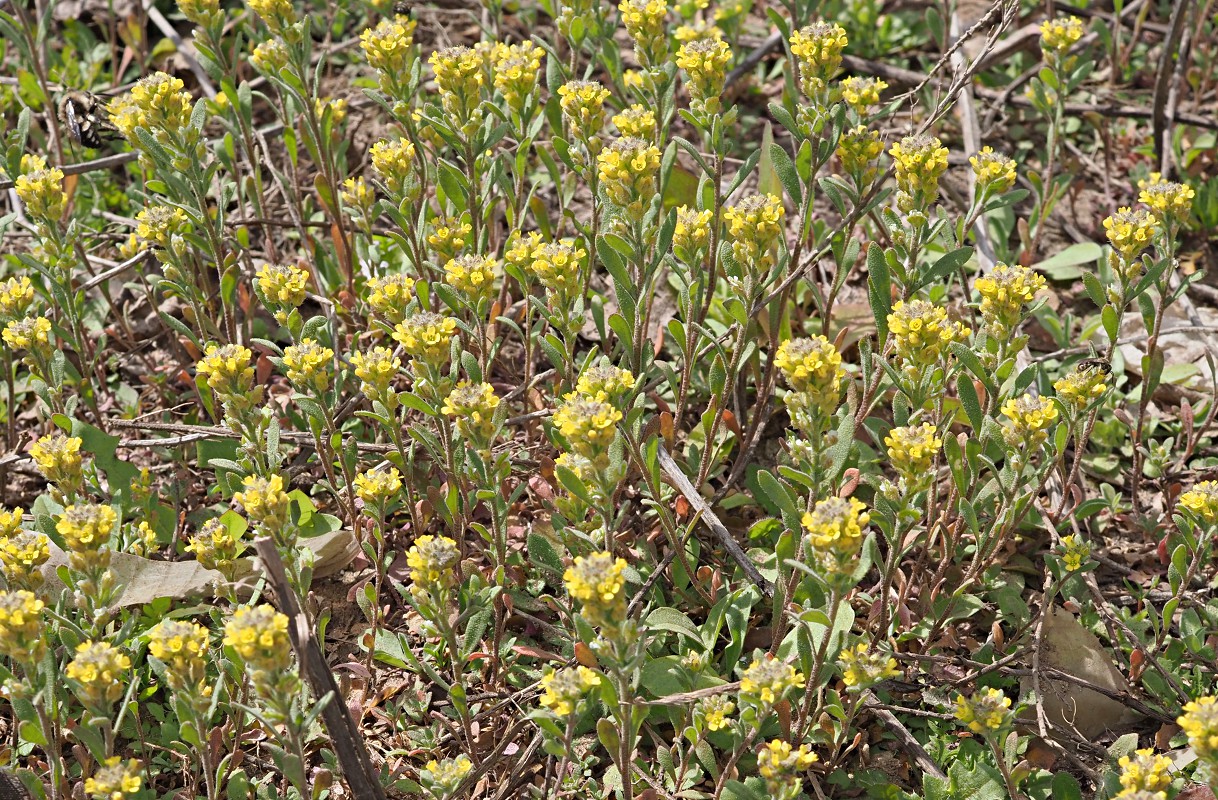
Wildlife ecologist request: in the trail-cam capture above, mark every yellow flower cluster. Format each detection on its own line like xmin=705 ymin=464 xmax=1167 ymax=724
xmin=108 ymin=72 xmax=194 ymax=141
xmin=801 ymin=496 xmax=869 ymax=558
xmin=2 ymin=316 xmax=53 ymax=354
xmin=675 ymin=20 xmax=721 ymax=43
xmin=250 ymin=39 xmax=289 ymax=74
xmin=247 ymin=0 xmax=297 ymax=31
xmin=370 ymin=139 xmax=418 ymax=197
xmin=598 ymin=137 xmax=662 ymax=218
xmin=697 ymin=693 xmax=734 ymax=730
xmin=493 ymin=41 xmax=544 ymax=112
xmin=673 ymin=205 xmax=713 ymax=255
xmin=889 ymin=134 xmax=950 ymax=212
xmin=0 ymin=276 xmax=35 ymax=320
xmin=421 ymin=755 xmax=473 ymax=795
xmin=1178 ymin=696 xmax=1218 ymax=762
xmin=234 ymin=473 xmax=291 ymax=531
xmin=1138 ymin=173 xmax=1194 ymax=220
xmin=354 ymin=466 xmax=402 ymax=507
xmin=839 ymin=643 xmax=901 ymax=690
xmin=136 ymin=205 xmax=190 ymax=248
xmin=0 ymin=507 xmax=22 ymax=537
xmin=430 ymin=46 xmax=483 ymax=122
xmin=445 ymin=254 xmax=498 ymax=301
xmin=1104 ymin=206 xmax=1158 ymax=262
xmin=974 ymin=262 xmax=1045 ymax=336
xmin=558 ymin=80 xmax=611 ymax=141
xmin=15 ymin=165 xmax=67 ymax=223
xmin=774 ymin=336 xmax=844 ymax=420
xmin=30 ymin=432 xmax=84 ymax=488
xmin=1178 ymin=481 xmax=1218 ymax=525
xmin=1053 ymin=364 xmax=1107 ymax=409
xmin=0 ymin=590 xmax=46 ymax=663
xmin=283 ymin=339 xmax=334 ymax=393
xmin=406 ymin=535 xmax=460 ymax=591
xmin=351 ymin=347 xmax=401 ymax=401
xmin=178 ymin=0 xmax=221 ymax=26
xmin=789 ymin=21 xmax=847 ymax=100
xmin=393 ymin=311 xmax=458 ymax=365
xmin=1000 ymin=394 xmax=1059 ymax=450
xmin=442 ymin=382 xmax=501 ymax=447
xmin=884 ymin=423 xmax=941 ymax=480
xmin=575 ymin=364 xmax=635 ymax=403
xmin=530 ymin=239 xmax=586 ymax=300
xmin=366 ymin=273 xmax=415 ymax=323
xmin=360 ymin=17 xmax=416 ymax=79
xmin=0 ymin=530 xmax=49 ymax=590
xmin=613 ymin=105 xmax=656 ymax=139
xmin=970 ymin=147 xmax=1018 ymax=196
xmin=57 ymin=503 xmax=117 ymax=553
xmin=224 ymin=604 xmax=291 ymax=672
xmin=1040 ymin=16 xmax=1084 ymax=57
xmin=67 ymin=641 xmax=131 ymax=710
xmin=1059 ymin=534 xmax=1090 ymax=571
xmin=196 ymin=343 xmax=255 ymax=402
xmin=428 ymin=214 xmax=472 ymax=262
xmin=839 ymin=76 xmax=886 ymax=114
xmin=758 ymin=739 xmax=818 ymax=795
xmin=563 ymin=551 xmax=628 ymax=628
xmin=723 ymin=192 xmax=784 ymax=272
xmin=954 ymin=687 xmax=1012 ymax=734
xmin=838 ymin=126 xmax=889 ymax=186
xmin=538 ymin=665 xmax=602 ymax=716
xmin=148 ymin=618 xmax=210 ymax=691
xmin=676 ymin=38 xmax=732 ymax=113
xmin=256 ymin=262 xmax=309 ymax=310
xmin=185 ymin=518 xmax=246 ymax=575
xmin=620 ymin=0 xmax=669 ymax=67
xmin=1117 ymin=748 xmax=1172 ymax=794
xmin=84 ymin=757 xmax=142 ymax=800
xmin=887 ymin=300 xmax=970 ymax=369
xmin=739 ymin=655 xmax=805 ymax=706
xmin=553 ymin=395 xmax=623 ymax=461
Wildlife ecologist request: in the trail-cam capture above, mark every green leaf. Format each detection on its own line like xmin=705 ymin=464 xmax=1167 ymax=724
xmin=767 ymin=141 xmax=801 ymax=207
xmin=956 ymin=374 xmax=983 ymax=430
xmin=1031 ymin=242 xmax=1103 ymax=281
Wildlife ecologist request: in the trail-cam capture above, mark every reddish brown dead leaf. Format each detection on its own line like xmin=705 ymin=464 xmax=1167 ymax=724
xmin=574 ymin=641 xmax=598 ymax=668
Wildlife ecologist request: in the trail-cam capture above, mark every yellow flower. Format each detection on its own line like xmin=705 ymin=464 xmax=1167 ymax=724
xmin=1178 ymin=696 xmax=1218 ymax=762
xmin=1117 ymin=750 xmax=1172 ymax=794
xmin=369 ymin=138 xmax=417 ymax=196
xmin=224 ymin=604 xmax=291 ymax=672
xmin=889 ymin=134 xmax=950 ymax=212
xmin=839 ymin=642 xmax=900 ymax=690
xmin=354 ymin=467 xmax=402 ymax=507
xmin=558 ymin=80 xmax=611 ymax=141
xmin=429 ymin=46 xmax=483 ymax=122
xmin=350 ymin=346 xmax=401 ymax=401
xmin=1000 ymin=394 xmax=1059 ymax=450
xmin=839 ymin=76 xmax=887 ymax=114
xmin=676 ymin=38 xmax=732 ymax=114
xmin=563 ymin=551 xmax=628 ymax=627
xmin=406 ymin=534 xmax=460 ymax=590
xmin=835 ymin=125 xmax=885 ymax=184
xmin=697 ymin=694 xmax=734 ymax=731
xmin=575 ymin=363 xmax=635 ymax=403
xmin=969 ymin=147 xmax=1017 ymax=196
xmin=1104 ymin=207 xmax=1158 ymax=261
xmin=673 ymin=205 xmax=713 ymax=255
xmin=723 ymin=192 xmax=785 ymax=272
xmin=421 ymin=755 xmax=473 ymax=794
xmin=360 ymin=17 xmax=416 ymax=81
xmin=739 ymin=656 xmax=805 ymax=707
xmin=15 ymin=166 xmax=66 ymax=223
xmin=2 ymin=316 xmax=53 ymax=353
xmin=445 ymin=254 xmax=499 ymax=301
xmin=0 ymin=530 xmax=49 ymax=591
xmin=428 ymin=214 xmax=472 ymax=262
xmin=340 ymin=175 xmax=374 ymax=216
xmin=256 ymin=262 xmax=309 ymax=310
xmin=66 ymin=641 xmax=132 ymax=710
xmin=1040 ymin=16 xmax=1084 ymax=57
xmin=0 ymin=590 xmax=46 ymax=663
xmin=148 ymin=619 xmax=210 ymax=691
xmin=250 ymin=39 xmax=289 ymax=74
xmin=196 ymin=343 xmax=255 ymax=401
xmin=801 ymin=496 xmax=869 ymax=557
xmin=0 ymin=507 xmax=23 ymax=538
xmin=773 ymin=336 xmax=843 ymax=418
xmin=1059 ymin=535 xmax=1090 ymax=572
xmin=366 ymin=273 xmax=415 ymax=323
xmin=674 ymin=20 xmax=722 ymax=43
xmin=178 ymin=0 xmax=221 ymax=26
xmin=107 ymin=72 xmax=194 ymax=141
xmin=620 ymin=0 xmax=669 ymax=67
xmin=598 ymin=137 xmax=662 ymax=218
xmin=29 ymin=432 xmax=84 ymax=488
xmin=612 ymin=105 xmax=656 ymax=140
xmin=184 ymin=517 xmax=246 ymax=576
xmin=0 ymin=277 xmax=35 ymax=320
xmin=136 ymin=204 xmax=191 ymax=251
xmin=1138 ymin=172 xmax=1194 ymax=220
xmin=442 ymin=382 xmax=501 ymax=447
xmin=954 ymin=687 xmax=1012 ymax=734
xmin=553 ymin=395 xmax=622 ymax=460
xmin=1178 ymin=481 xmax=1218 ymax=525
xmin=757 ymin=739 xmax=817 ymax=793
xmin=887 ymin=300 xmax=970 ymax=369
xmin=1053 ymin=364 xmax=1108 ymax=409
xmin=393 ymin=312 xmax=458 ymax=365
xmin=246 ymin=0 xmax=296 ymax=32
xmin=884 ymin=423 xmax=941 ymax=480
xmin=538 ymin=666 xmax=602 ymax=716
xmin=974 ymin=262 xmax=1045 ymax=336
xmin=233 ymin=473 xmax=291 ymax=531
xmin=493 ymin=41 xmax=544 ymax=112
xmin=283 ymin=339 xmax=334 ymax=393
xmin=530 ymin=239 xmax=586 ymax=298
xmin=84 ymin=757 xmax=142 ymax=800
xmin=789 ymin=21 xmax=848 ymax=97
xmin=57 ymin=503 xmax=117 ymax=553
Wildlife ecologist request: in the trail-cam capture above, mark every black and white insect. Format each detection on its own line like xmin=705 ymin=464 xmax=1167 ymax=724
xmin=57 ymin=91 xmax=117 ymax=149
xmin=1076 ymin=357 xmax=1112 ymax=375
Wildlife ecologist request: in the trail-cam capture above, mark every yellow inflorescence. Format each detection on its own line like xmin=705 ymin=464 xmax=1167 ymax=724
xmin=366 ymin=273 xmax=416 ymax=324
xmin=354 ymin=467 xmax=402 ymax=506
xmin=758 ymin=739 xmax=818 ymax=791
xmin=0 ymin=530 xmax=47 ymax=590
xmin=889 ymin=134 xmax=950 ymax=211
xmin=1040 ymin=16 xmax=1084 ymax=57
xmin=553 ymin=395 xmax=622 ymax=457
xmin=0 ymin=277 xmax=35 ymax=320
xmin=393 ymin=312 xmax=458 ymax=365
xmin=256 ymin=262 xmax=309 ymax=309
xmin=1178 ymin=696 xmax=1218 ymax=762
xmin=954 ymin=687 xmax=1012 ymax=734
xmin=283 ymin=339 xmax=334 ymax=393
xmin=351 ymin=346 xmax=401 ymax=401
xmin=1178 ymin=481 xmax=1218 ymax=525
xmin=136 ymin=205 xmax=191 ymax=247
xmin=969 ymin=147 xmax=1018 ymax=196
xmin=370 ymin=139 xmax=417 ymax=196
xmin=723 ymin=192 xmax=785 ymax=272
xmin=598 ymin=137 xmax=663 ymax=217
xmin=441 ymin=382 xmax=501 ymax=446
xmin=739 ymin=656 xmax=806 ymax=706
xmin=839 ymin=643 xmax=901 ymax=690
xmin=619 ymin=0 xmax=669 ymax=67
xmin=233 ymin=474 xmax=291 ymax=530
xmin=974 ymin=262 xmax=1045 ymax=335
xmin=575 ymin=364 xmax=635 ymax=403
xmin=2 ymin=316 xmax=53 ymax=353
xmin=67 ymin=641 xmax=132 ymax=710
xmin=789 ymin=21 xmax=848 ymax=97
xmin=0 ymin=590 xmax=46 ymax=663
xmin=801 ymin=496 xmax=869 ymax=556
xmin=0 ymin=507 xmax=22 ymax=537
xmin=30 ymin=432 xmax=83 ymax=487
xmin=57 ymin=504 xmax=118 ymax=552
xmin=839 ymin=76 xmax=887 ymax=114
xmin=247 ymin=0 xmax=297 ymax=30
xmin=887 ymin=300 xmax=970 ymax=368
xmin=108 ymin=72 xmax=194 ymax=140
xmin=1103 ymin=207 xmax=1158 ymax=260
xmin=430 ymin=46 xmax=483 ymax=121
xmin=539 ymin=665 xmax=602 ymax=716
xmin=558 ymin=80 xmax=611 ymax=141
xmin=1053 ymin=365 xmax=1108 ymax=409
xmin=1117 ymin=748 xmax=1172 ymax=793
xmin=1058 ymin=534 xmax=1090 ymax=571
xmin=444 ymin=254 xmax=499 ymax=301
xmin=676 ymin=38 xmax=732 ymax=113
xmin=224 ymin=604 xmax=291 ymax=672
xmin=1000 ymin=394 xmax=1059 ymax=450
xmin=148 ymin=619 xmax=210 ymax=691
xmin=250 ymin=39 xmax=289 ymax=74
xmin=698 ymin=694 xmax=734 ymax=730
xmin=774 ymin=335 xmax=844 ymax=416
xmin=84 ymin=757 xmax=143 ymax=800
xmin=185 ymin=518 xmax=246 ymax=575
xmin=884 ymin=423 xmax=942 ymax=480
xmin=15 ymin=166 xmax=67 ymax=223
xmin=360 ymin=17 xmax=416 ymax=78
xmin=428 ymin=214 xmax=472 ymax=262
xmin=530 ymin=239 xmax=586 ymax=298
xmin=492 ymin=41 xmax=544 ymax=112
xmin=613 ymin=105 xmax=657 ymax=139
xmin=673 ymin=205 xmax=713 ymax=255
xmin=422 ymin=755 xmax=473 ymax=794
xmin=1138 ymin=173 xmax=1195 ymax=220
xmin=196 ymin=343 xmax=255 ymax=401
xmin=406 ymin=535 xmax=460 ymax=590
xmin=563 ymin=551 xmax=628 ymax=627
